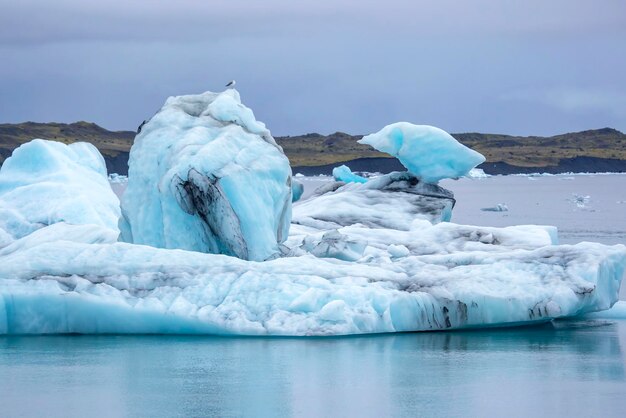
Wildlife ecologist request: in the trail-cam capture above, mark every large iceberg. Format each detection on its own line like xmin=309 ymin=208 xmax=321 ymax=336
xmin=359 ymin=123 xmax=485 ymax=183
xmin=119 ymin=90 xmax=292 ymax=261
xmin=0 ymin=220 xmax=623 ymax=335
xmin=0 ymin=94 xmax=624 ymax=336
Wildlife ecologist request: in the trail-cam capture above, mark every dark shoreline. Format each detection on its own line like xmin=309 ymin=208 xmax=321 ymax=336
xmin=293 ymin=156 xmax=626 ymax=176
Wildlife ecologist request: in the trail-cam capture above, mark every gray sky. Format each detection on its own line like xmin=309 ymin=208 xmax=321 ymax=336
xmin=1 ymin=0 xmax=625 ymax=136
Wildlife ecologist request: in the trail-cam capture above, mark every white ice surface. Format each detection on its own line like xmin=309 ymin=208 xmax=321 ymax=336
xmin=0 ymin=219 xmax=623 ymax=335
xmin=293 ymin=172 xmax=456 ymax=228
xmin=0 ymin=139 xmax=120 ymax=245
xmin=359 ymin=123 xmax=485 ymax=183
xmin=119 ymin=89 xmax=292 ymax=261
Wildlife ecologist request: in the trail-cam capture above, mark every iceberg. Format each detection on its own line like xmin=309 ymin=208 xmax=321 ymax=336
xmin=359 ymin=123 xmax=485 ymax=183
xmin=0 ymin=220 xmax=624 ymax=335
xmin=0 ymin=95 xmax=624 ymax=336
xmin=0 ymin=139 xmax=120 ymax=245
xmin=119 ymin=89 xmax=292 ymax=261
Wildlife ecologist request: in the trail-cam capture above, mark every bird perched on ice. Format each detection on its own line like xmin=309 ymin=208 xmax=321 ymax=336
xmin=225 ymin=80 xmax=236 ymax=88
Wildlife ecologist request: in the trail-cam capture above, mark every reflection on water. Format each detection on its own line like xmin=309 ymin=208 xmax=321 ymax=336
xmin=1 ymin=320 xmax=626 ymax=418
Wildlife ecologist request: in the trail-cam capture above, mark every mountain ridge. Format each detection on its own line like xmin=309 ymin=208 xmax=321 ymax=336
xmin=1 ymin=122 xmax=625 ymax=175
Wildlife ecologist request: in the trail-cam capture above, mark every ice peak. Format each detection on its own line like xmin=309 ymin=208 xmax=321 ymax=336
xmin=120 ymin=89 xmax=292 ymax=261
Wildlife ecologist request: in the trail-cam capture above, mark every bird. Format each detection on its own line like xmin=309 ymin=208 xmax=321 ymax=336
xmin=225 ymin=80 xmax=236 ymax=88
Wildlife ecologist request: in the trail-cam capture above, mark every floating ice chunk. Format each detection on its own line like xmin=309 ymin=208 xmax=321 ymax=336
xmin=481 ymin=203 xmax=509 ymax=212
xmin=292 ymin=179 xmax=304 ymax=202
xmin=359 ymin=123 xmax=485 ymax=183
xmin=332 ymin=165 xmax=368 ymax=184
xmin=120 ymin=89 xmax=292 ymax=261
xmin=108 ymin=173 xmax=128 ymax=184
xmin=467 ymin=168 xmax=490 ymax=178
xmin=569 ymin=194 xmax=591 ymax=208
xmin=0 ymin=139 xmax=120 ymax=242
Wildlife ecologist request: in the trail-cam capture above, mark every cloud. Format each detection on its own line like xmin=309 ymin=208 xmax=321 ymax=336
xmin=504 ymin=88 xmax=626 ymax=118
xmin=1 ymin=0 xmax=625 ymax=45
xmin=0 ymin=0 xmax=625 ymax=135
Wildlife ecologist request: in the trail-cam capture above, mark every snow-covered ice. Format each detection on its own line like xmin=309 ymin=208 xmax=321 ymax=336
xmin=359 ymin=123 xmax=485 ymax=183
xmin=301 ymin=229 xmax=367 ymax=262
xmin=293 ymin=171 xmax=456 ymax=228
xmin=0 ymin=218 xmax=623 ymax=335
xmin=0 ymin=93 xmax=624 ymax=336
xmin=119 ymin=89 xmax=292 ymax=261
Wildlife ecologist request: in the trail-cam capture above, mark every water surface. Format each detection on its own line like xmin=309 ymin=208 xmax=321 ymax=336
xmin=1 ymin=320 xmax=626 ymax=418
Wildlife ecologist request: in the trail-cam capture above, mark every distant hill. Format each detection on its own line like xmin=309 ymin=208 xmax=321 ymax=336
xmin=1 ymin=122 xmax=625 ymax=175
xmin=0 ymin=122 xmax=134 ymax=174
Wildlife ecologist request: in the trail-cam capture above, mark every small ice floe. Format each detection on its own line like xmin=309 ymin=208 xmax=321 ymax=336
xmin=294 ymin=173 xmax=305 ymax=178
xmin=481 ymin=203 xmax=509 ymax=212
xmin=108 ymin=173 xmax=128 ymax=184
xmin=467 ymin=168 xmax=490 ymax=179
xmin=569 ymin=193 xmax=591 ymax=209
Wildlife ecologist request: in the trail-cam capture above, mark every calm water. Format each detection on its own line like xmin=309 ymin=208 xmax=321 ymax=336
xmin=441 ymin=173 xmax=626 ymax=247
xmin=1 ymin=321 xmax=626 ymax=418
xmin=2 ymin=174 xmax=625 ymax=417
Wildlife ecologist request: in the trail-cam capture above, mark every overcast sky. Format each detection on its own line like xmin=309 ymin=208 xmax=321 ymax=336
xmin=0 ymin=0 xmax=625 ymax=136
